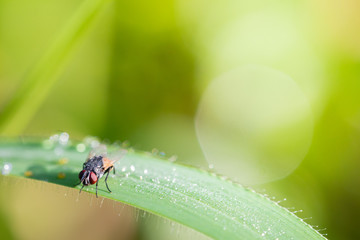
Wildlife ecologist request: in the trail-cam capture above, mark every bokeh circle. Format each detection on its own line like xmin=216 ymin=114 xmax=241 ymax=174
xmin=195 ymin=65 xmax=313 ymax=185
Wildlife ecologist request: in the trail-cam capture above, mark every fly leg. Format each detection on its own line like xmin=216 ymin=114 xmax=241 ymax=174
xmin=96 ymin=180 xmax=99 ymax=198
xmin=104 ymin=167 xmax=112 ymax=193
xmin=79 ymin=184 xmax=85 ymax=193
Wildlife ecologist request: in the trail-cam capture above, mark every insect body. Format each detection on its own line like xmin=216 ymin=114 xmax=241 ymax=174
xmin=78 ymin=145 xmax=126 ymax=197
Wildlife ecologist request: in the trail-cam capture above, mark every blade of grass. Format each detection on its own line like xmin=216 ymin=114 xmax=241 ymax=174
xmin=0 ymin=0 xmax=109 ymax=135
xmin=0 ymin=139 xmax=326 ymax=239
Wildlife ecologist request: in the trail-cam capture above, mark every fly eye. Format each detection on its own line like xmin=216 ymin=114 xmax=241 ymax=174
xmin=79 ymin=170 xmax=86 ymax=180
xmin=89 ymin=172 xmax=98 ymax=185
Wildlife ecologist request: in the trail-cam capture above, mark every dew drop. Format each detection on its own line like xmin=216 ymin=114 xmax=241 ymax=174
xmin=50 ymin=134 xmax=59 ymax=142
xmin=76 ymin=143 xmax=86 ymax=152
xmin=143 ymin=169 xmax=148 ymax=174
xmin=24 ymin=171 xmax=33 ymax=177
xmin=121 ymin=140 xmax=130 ymax=148
xmin=121 ymin=167 xmax=126 ymax=172
xmin=57 ymin=172 xmax=66 ymax=179
xmin=58 ymin=158 xmax=68 ymax=165
xmin=59 ymin=132 xmax=69 ymax=145
xmin=169 ymin=155 xmax=177 ymax=162
xmin=91 ymin=140 xmax=100 ymax=148
xmin=130 ymin=165 xmax=135 ymax=172
xmin=1 ymin=162 xmax=12 ymax=175
xmin=151 ymin=148 xmax=159 ymax=155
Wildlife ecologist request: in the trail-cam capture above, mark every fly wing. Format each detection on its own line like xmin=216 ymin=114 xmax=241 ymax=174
xmin=86 ymin=144 xmax=108 ymax=162
xmin=107 ymin=148 xmax=128 ymax=165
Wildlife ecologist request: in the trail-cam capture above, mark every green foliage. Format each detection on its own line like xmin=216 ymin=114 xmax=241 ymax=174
xmin=0 ymin=140 xmax=325 ymax=239
xmin=0 ymin=0 xmax=109 ymax=135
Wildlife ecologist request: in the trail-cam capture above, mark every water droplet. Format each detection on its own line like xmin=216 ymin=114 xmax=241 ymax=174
xmin=24 ymin=170 xmax=33 ymax=177
xmin=121 ymin=140 xmax=130 ymax=148
xmin=91 ymin=140 xmax=100 ymax=148
xmin=139 ymin=176 xmax=143 ymax=180
xmin=130 ymin=165 xmax=135 ymax=172
xmin=57 ymin=172 xmax=66 ymax=179
xmin=1 ymin=162 xmax=12 ymax=175
xmin=169 ymin=155 xmax=177 ymax=162
xmin=50 ymin=134 xmax=59 ymax=142
xmin=159 ymin=151 xmax=166 ymax=156
xmin=59 ymin=132 xmax=69 ymax=145
xmin=57 ymin=158 xmax=68 ymax=165
xmin=76 ymin=143 xmax=86 ymax=152
xmin=152 ymin=148 xmax=159 ymax=155
xmin=121 ymin=167 xmax=126 ymax=172
xmin=143 ymin=169 xmax=148 ymax=174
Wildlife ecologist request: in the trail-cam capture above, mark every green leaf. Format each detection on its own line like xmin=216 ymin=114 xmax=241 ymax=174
xmin=0 ymin=0 xmax=109 ymax=135
xmin=0 ymin=139 xmax=326 ymax=240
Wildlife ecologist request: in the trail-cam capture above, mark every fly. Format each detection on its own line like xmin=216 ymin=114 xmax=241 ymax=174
xmin=78 ymin=145 xmax=127 ymax=197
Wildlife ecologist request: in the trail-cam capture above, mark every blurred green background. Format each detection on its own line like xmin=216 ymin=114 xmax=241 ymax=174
xmin=0 ymin=0 xmax=360 ymax=239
